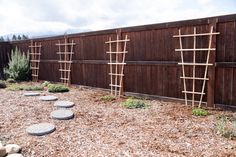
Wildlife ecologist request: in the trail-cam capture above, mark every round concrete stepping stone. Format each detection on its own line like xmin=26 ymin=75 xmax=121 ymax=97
xmin=39 ymin=96 xmax=58 ymax=101
xmin=51 ymin=109 xmax=74 ymax=120
xmin=26 ymin=123 xmax=56 ymax=136
xmin=24 ymin=92 xmax=40 ymax=96
xmin=54 ymin=101 xmax=75 ymax=108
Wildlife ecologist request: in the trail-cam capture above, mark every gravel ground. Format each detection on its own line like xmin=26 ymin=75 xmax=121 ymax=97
xmin=0 ymin=82 xmax=236 ymax=157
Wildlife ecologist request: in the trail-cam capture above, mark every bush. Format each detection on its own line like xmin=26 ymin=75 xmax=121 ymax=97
xmin=192 ymin=108 xmax=208 ymax=116
xmin=7 ymin=84 xmax=43 ymax=91
xmin=0 ymin=80 xmax=6 ymax=88
xmin=23 ymin=85 xmax=44 ymax=91
xmin=41 ymin=81 xmax=51 ymax=87
xmin=48 ymin=84 xmax=69 ymax=93
xmin=100 ymin=95 xmax=116 ymax=101
xmin=122 ymin=98 xmax=147 ymax=109
xmin=4 ymin=47 xmax=30 ymax=81
xmin=215 ymin=116 xmax=236 ymax=139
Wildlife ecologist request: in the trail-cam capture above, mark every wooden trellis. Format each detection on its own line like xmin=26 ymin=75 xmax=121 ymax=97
xmin=56 ymin=37 xmax=75 ymax=85
xmin=173 ymin=26 xmax=220 ymax=107
xmin=105 ymin=34 xmax=130 ymax=97
xmin=29 ymin=40 xmax=42 ymax=82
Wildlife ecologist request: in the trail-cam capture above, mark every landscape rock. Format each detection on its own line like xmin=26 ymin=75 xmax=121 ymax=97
xmin=0 ymin=147 xmax=7 ymax=157
xmin=5 ymin=144 xmax=21 ymax=154
xmin=39 ymin=96 xmax=58 ymax=101
xmin=54 ymin=101 xmax=75 ymax=108
xmin=23 ymin=92 xmax=40 ymax=96
xmin=26 ymin=123 xmax=56 ymax=136
xmin=6 ymin=153 xmax=24 ymax=157
xmin=51 ymin=109 xmax=74 ymax=120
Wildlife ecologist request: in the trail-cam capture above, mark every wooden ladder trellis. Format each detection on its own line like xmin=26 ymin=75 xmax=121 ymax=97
xmin=29 ymin=40 xmax=42 ymax=82
xmin=56 ymin=37 xmax=75 ymax=86
xmin=105 ymin=34 xmax=130 ymax=97
xmin=173 ymin=26 xmax=220 ymax=107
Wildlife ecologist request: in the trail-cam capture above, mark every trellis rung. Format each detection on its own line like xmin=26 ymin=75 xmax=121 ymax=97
xmin=182 ymin=91 xmax=205 ymax=95
xmin=30 ymin=60 xmax=40 ymax=62
xmin=32 ymin=74 xmax=38 ymax=77
xmin=173 ymin=32 xmax=220 ymax=37
xmin=59 ymin=69 xmax=71 ymax=72
xmin=178 ymin=63 xmax=213 ymax=66
xmin=105 ymin=39 xmax=130 ymax=44
xmin=106 ymin=51 xmax=128 ymax=54
xmin=29 ymin=53 xmax=41 ymax=55
xmin=31 ymin=67 xmax=39 ymax=70
xmin=108 ymin=63 xmax=126 ymax=65
xmin=109 ymin=73 xmax=124 ymax=76
xmin=29 ymin=45 xmax=42 ymax=48
xmin=109 ymin=84 xmax=122 ymax=87
xmin=60 ymin=78 xmax=70 ymax=80
xmin=180 ymin=76 xmax=209 ymax=80
xmin=175 ymin=48 xmax=216 ymax=51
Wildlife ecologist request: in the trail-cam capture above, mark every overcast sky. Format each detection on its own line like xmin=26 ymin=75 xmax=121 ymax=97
xmin=0 ymin=0 xmax=235 ymax=37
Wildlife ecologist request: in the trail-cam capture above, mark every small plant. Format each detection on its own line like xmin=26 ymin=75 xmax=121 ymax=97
xmin=192 ymin=108 xmax=208 ymax=116
xmin=122 ymin=98 xmax=147 ymax=109
xmin=23 ymin=85 xmax=44 ymax=91
xmin=214 ymin=116 xmax=236 ymax=139
xmin=4 ymin=47 xmax=30 ymax=81
xmin=48 ymin=84 xmax=69 ymax=93
xmin=100 ymin=95 xmax=116 ymax=101
xmin=7 ymin=84 xmax=24 ymax=91
xmin=0 ymin=80 xmax=6 ymax=88
xmin=41 ymin=81 xmax=51 ymax=87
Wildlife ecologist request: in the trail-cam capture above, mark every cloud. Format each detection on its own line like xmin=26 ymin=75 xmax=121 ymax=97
xmin=0 ymin=0 xmax=235 ymax=37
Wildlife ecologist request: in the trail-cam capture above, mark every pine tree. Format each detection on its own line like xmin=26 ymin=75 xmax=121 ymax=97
xmin=0 ymin=36 xmax=4 ymax=41
xmin=17 ymin=35 xmax=21 ymax=40
xmin=22 ymin=34 xmax=29 ymax=40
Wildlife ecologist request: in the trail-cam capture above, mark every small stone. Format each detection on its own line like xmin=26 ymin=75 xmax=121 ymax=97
xmin=54 ymin=101 xmax=75 ymax=108
xmin=5 ymin=144 xmax=21 ymax=154
xmin=6 ymin=153 xmax=24 ymax=157
xmin=39 ymin=96 xmax=58 ymax=101
xmin=51 ymin=109 xmax=74 ymax=120
xmin=24 ymin=92 xmax=40 ymax=96
xmin=0 ymin=141 xmax=3 ymax=147
xmin=0 ymin=147 xmax=7 ymax=157
xmin=26 ymin=123 xmax=56 ymax=136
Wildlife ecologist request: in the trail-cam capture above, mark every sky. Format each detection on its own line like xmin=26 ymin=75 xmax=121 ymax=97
xmin=0 ymin=0 xmax=235 ymax=38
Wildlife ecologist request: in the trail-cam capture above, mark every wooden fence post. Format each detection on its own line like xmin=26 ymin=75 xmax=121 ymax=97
xmin=207 ymin=18 xmax=218 ymax=107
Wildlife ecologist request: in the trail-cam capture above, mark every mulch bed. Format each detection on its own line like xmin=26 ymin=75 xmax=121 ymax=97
xmin=0 ymin=82 xmax=236 ymax=157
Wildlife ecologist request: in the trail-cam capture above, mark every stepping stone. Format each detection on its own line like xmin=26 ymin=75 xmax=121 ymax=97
xmin=24 ymin=92 xmax=40 ymax=96
xmin=54 ymin=101 xmax=75 ymax=108
xmin=51 ymin=109 xmax=74 ymax=120
xmin=39 ymin=96 xmax=58 ymax=101
xmin=26 ymin=123 xmax=56 ymax=136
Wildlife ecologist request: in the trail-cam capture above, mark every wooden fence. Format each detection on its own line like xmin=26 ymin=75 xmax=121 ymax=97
xmin=0 ymin=14 xmax=236 ymax=108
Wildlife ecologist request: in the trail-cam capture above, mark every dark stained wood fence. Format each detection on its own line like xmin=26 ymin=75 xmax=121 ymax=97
xmin=0 ymin=14 xmax=236 ymax=108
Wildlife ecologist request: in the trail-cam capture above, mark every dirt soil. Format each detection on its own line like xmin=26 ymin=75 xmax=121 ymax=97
xmin=0 ymin=82 xmax=236 ymax=157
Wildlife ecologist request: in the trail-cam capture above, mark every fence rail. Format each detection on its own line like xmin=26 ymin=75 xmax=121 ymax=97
xmin=1 ymin=14 xmax=236 ymax=108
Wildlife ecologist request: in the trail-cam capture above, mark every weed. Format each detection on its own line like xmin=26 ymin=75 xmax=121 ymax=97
xmin=41 ymin=81 xmax=51 ymax=87
xmin=48 ymin=84 xmax=69 ymax=93
xmin=7 ymin=84 xmax=43 ymax=91
xmin=192 ymin=108 xmax=208 ymax=116
xmin=100 ymin=95 xmax=116 ymax=101
xmin=122 ymin=98 xmax=147 ymax=109
xmin=214 ymin=116 xmax=236 ymax=139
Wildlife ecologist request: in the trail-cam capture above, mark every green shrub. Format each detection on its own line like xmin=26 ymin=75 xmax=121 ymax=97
xmin=122 ymin=98 xmax=147 ymax=109
xmin=7 ymin=84 xmax=43 ymax=91
xmin=7 ymin=84 xmax=24 ymax=91
xmin=100 ymin=95 xmax=116 ymax=101
xmin=23 ymin=85 xmax=43 ymax=91
xmin=4 ymin=47 xmax=30 ymax=81
xmin=48 ymin=84 xmax=69 ymax=93
xmin=192 ymin=108 xmax=208 ymax=116
xmin=0 ymin=80 xmax=6 ymax=88
xmin=215 ymin=116 xmax=236 ymax=139
xmin=41 ymin=81 xmax=51 ymax=87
